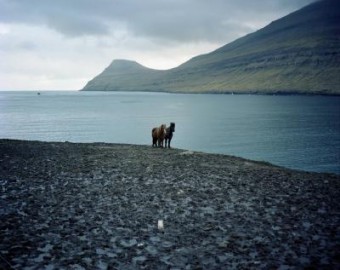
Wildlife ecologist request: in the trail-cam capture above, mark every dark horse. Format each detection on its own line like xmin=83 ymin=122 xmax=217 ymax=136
xmin=165 ymin=122 xmax=175 ymax=148
xmin=152 ymin=124 xmax=166 ymax=147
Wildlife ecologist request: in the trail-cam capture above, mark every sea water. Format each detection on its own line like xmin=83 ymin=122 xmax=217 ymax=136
xmin=0 ymin=91 xmax=339 ymax=174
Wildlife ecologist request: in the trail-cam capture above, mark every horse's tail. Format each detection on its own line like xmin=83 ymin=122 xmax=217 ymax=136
xmin=152 ymin=127 xmax=158 ymax=146
xmin=152 ymin=127 xmax=157 ymax=137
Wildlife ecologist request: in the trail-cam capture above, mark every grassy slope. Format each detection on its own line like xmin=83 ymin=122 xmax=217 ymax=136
xmin=82 ymin=0 xmax=340 ymax=94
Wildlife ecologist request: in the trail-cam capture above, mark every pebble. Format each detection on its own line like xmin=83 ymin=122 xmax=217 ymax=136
xmin=120 ymin=239 xmax=138 ymax=248
xmin=132 ymin=256 xmax=147 ymax=264
xmin=146 ymin=245 xmax=158 ymax=256
xmin=161 ymin=241 xmax=174 ymax=249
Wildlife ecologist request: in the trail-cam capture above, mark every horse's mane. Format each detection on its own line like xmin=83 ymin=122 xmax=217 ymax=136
xmin=166 ymin=123 xmax=175 ymax=136
xmin=158 ymin=124 xmax=166 ymax=138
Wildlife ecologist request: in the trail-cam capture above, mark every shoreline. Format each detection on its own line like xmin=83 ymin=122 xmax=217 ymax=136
xmin=2 ymin=90 xmax=340 ymax=97
xmin=1 ymin=137 xmax=339 ymax=176
xmin=1 ymin=139 xmax=339 ymax=269
xmin=80 ymin=89 xmax=340 ymax=97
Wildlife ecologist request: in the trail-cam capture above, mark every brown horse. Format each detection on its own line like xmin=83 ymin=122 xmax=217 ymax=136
xmin=152 ymin=124 xmax=166 ymax=147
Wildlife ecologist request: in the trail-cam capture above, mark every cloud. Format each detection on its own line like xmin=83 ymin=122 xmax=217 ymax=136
xmin=0 ymin=0 xmax=316 ymax=41
xmin=0 ymin=0 xmax=317 ymax=90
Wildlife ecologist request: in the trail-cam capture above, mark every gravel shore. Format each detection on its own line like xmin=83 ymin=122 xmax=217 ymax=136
xmin=0 ymin=139 xmax=339 ymax=269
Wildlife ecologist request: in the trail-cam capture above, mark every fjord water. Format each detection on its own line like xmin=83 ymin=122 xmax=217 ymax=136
xmin=1 ymin=91 xmax=339 ymax=174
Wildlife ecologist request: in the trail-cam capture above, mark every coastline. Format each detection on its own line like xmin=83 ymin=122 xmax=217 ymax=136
xmin=1 ymin=139 xmax=339 ymax=269
xmin=2 ymin=90 xmax=340 ymax=96
xmin=80 ymin=89 xmax=340 ymax=97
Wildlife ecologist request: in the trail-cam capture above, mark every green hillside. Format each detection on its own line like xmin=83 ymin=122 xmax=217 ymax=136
xmin=82 ymin=0 xmax=340 ymax=95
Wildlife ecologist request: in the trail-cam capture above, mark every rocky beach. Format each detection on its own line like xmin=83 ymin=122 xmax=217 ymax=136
xmin=0 ymin=139 xmax=339 ymax=269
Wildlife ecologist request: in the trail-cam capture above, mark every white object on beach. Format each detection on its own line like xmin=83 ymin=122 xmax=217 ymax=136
xmin=177 ymin=189 xmax=185 ymax=195
xmin=180 ymin=151 xmax=194 ymax=155
xmin=158 ymin=220 xmax=164 ymax=230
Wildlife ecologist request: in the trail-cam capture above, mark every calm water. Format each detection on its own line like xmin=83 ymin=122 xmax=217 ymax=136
xmin=1 ymin=91 xmax=339 ymax=174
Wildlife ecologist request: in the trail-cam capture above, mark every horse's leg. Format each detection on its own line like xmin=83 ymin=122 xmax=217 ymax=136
xmin=152 ymin=129 xmax=156 ymax=147
xmin=168 ymin=133 xmax=174 ymax=148
xmin=152 ymin=133 xmax=156 ymax=147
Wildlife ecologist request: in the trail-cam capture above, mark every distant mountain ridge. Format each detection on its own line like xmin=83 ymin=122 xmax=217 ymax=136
xmin=82 ymin=0 xmax=340 ymax=95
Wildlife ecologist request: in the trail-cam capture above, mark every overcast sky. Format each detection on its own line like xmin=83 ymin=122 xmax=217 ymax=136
xmin=0 ymin=0 xmax=316 ymax=90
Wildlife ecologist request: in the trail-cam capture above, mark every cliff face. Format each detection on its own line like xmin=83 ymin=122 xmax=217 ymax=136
xmin=82 ymin=0 xmax=340 ymax=94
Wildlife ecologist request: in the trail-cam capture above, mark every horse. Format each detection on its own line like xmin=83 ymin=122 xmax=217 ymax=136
xmin=152 ymin=124 xmax=166 ymax=147
xmin=165 ymin=122 xmax=175 ymax=148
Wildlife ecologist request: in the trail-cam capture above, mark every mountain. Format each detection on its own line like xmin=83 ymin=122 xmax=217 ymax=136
xmin=82 ymin=0 xmax=340 ymax=95
xmin=83 ymin=59 xmax=164 ymax=92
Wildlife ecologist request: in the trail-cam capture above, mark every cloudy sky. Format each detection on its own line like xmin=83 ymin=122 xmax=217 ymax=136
xmin=1 ymin=0 xmax=316 ymax=90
